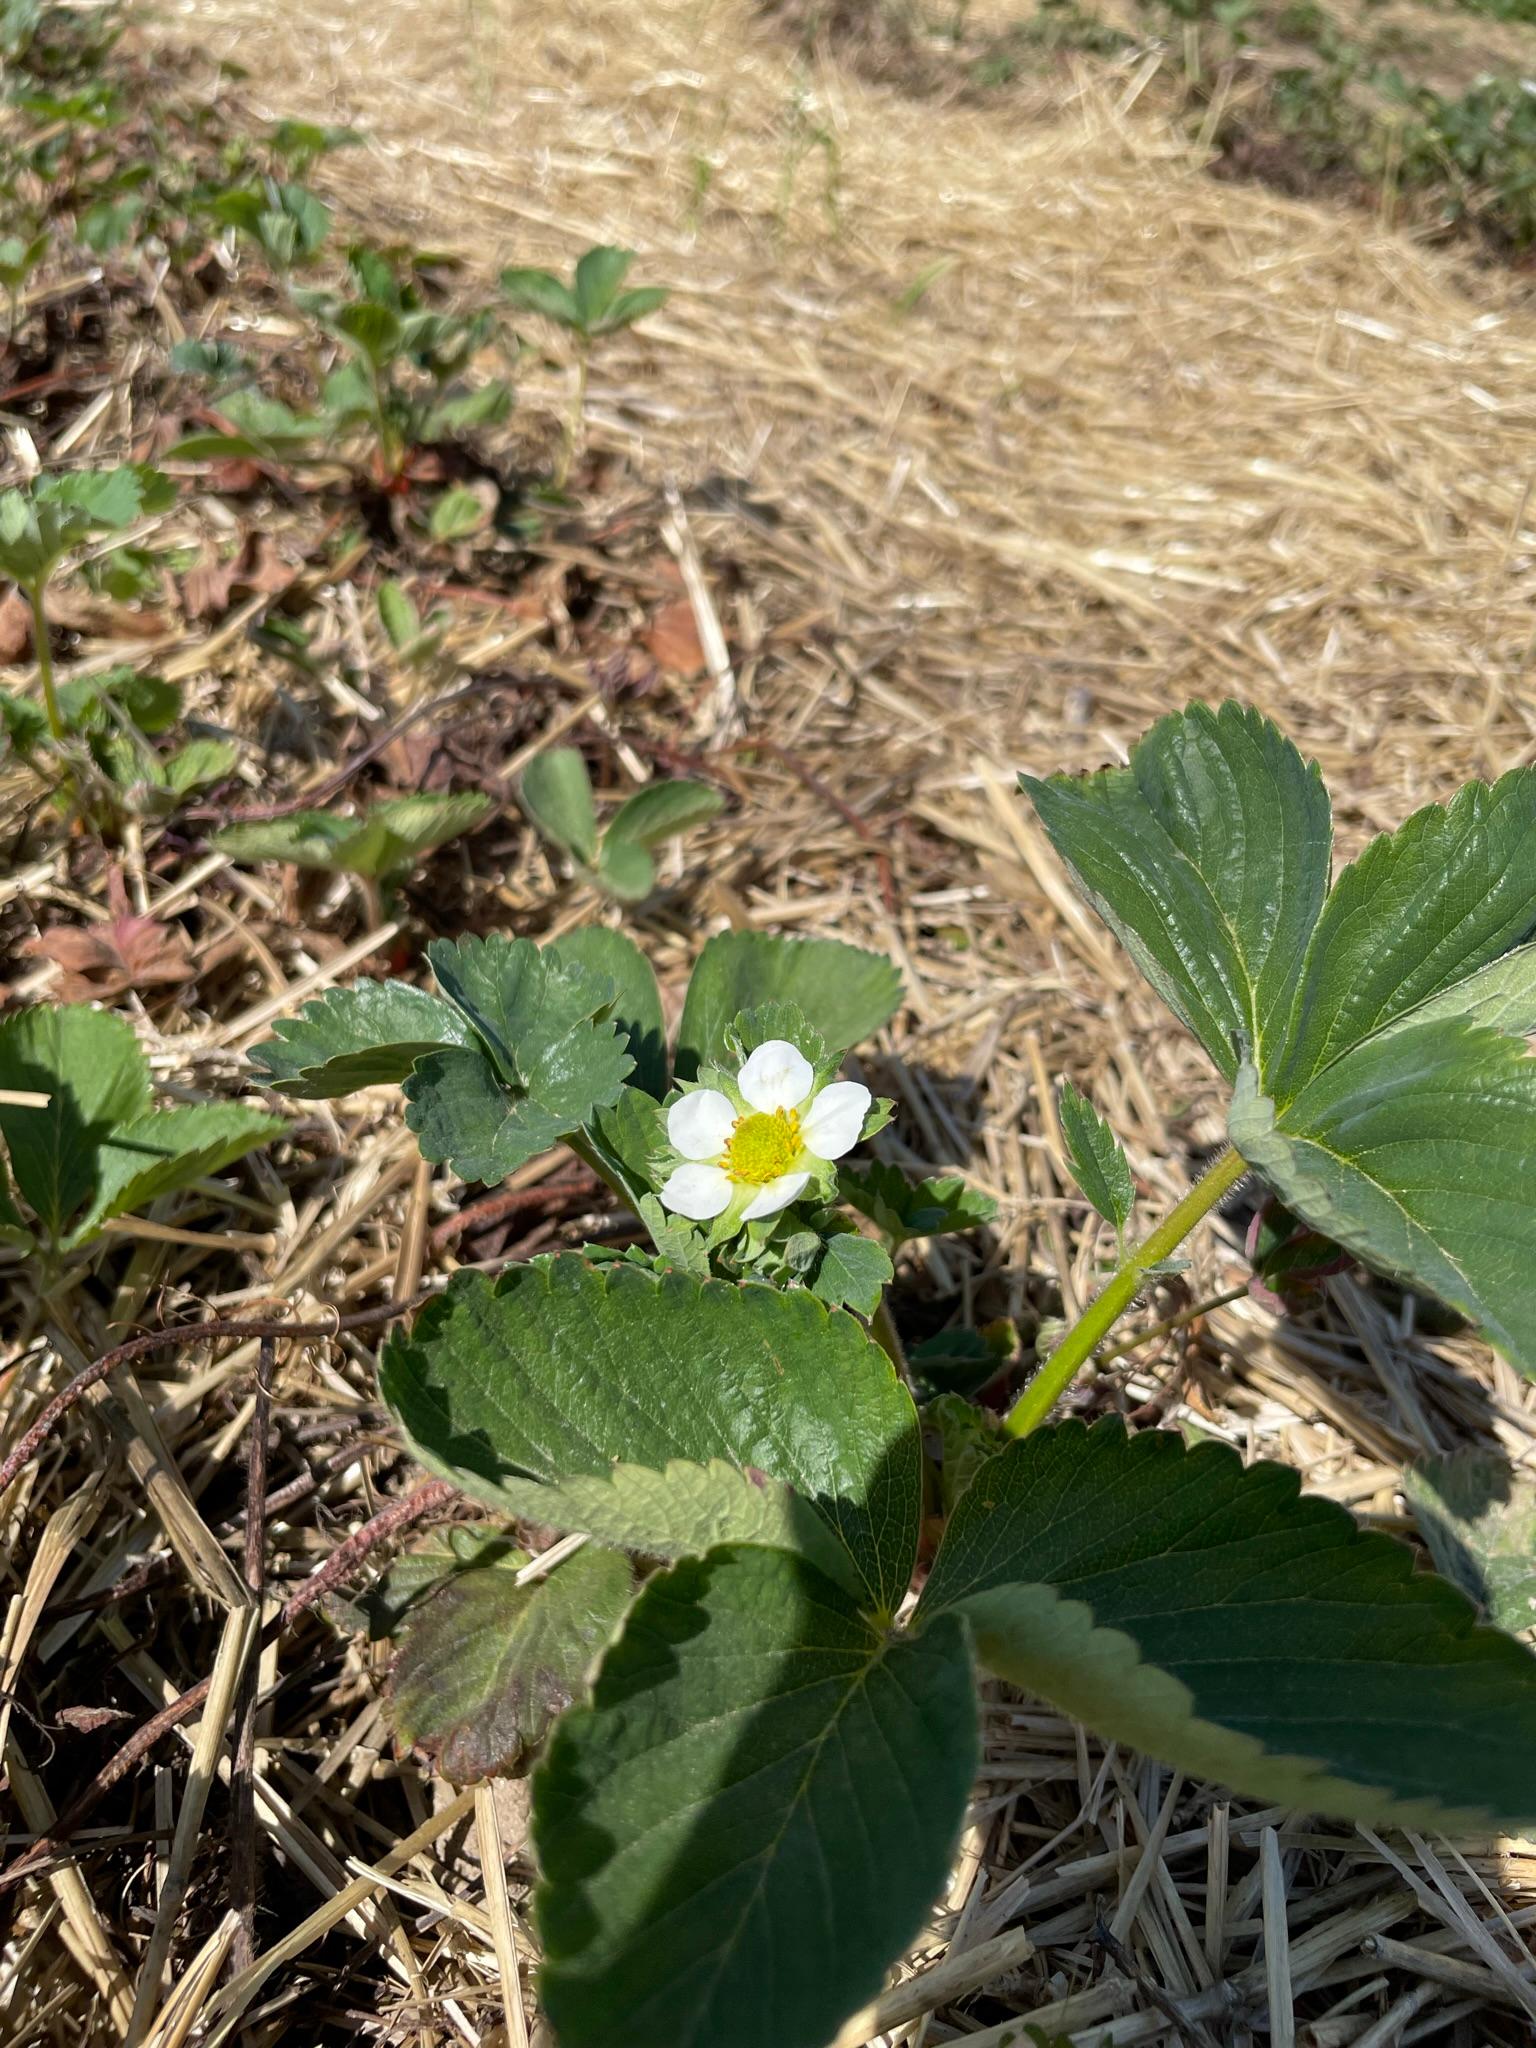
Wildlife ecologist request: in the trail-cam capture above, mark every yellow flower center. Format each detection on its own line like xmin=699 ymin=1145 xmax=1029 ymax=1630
xmin=724 ymin=1107 xmax=802 ymax=1186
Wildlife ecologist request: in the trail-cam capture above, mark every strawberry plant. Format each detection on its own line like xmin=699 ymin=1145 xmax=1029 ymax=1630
xmin=500 ymin=245 xmax=668 ymax=482
xmin=0 ymin=1003 xmax=281 ymax=1265
xmin=216 ymin=791 xmax=494 ymax=917
xmin=520 ymin=744 xmax=724 ymax=902
xmin=246 ymin=704 xmax=1536 ymax=2048
xmin=0 ymin=662 xmax=236 ymax=821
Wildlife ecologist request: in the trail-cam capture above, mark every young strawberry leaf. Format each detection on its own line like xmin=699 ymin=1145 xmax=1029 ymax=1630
xmin=218 ymin=791 xmax=491 ymax=885
xmin=603 ymin=779 xmax=723 ymax=853
xmin=1023 ymin=700 xmax=1332 ymax=1082
xmin=918 ymin=1418 xmax=1536 ymax=1828
xmin=803 ymin=1226 xmax=893 ymax=1315
xmin=521 ymin=745 xmax=599 ymax=863
xmin=546 ymin=926 xmax=667 ymax=1098
xmin=675 ymin=930 xmax=903 ymax=1080
xmin=593 ymin=835 xmax=654 ymax=903
xmin=66 ymin=1102 xmax=285 ymax=1247
xmin=1230 ymin=1017 xmax=1536 ymax=1378
xmin=1058 ymin=1079 xmax=1134 ymax=1235
xmin=250 ymin=982 xmax=477 ymax=1098
xmin=377 ymin=1255 xmax=921 ymax=1614
xmin=572 ymin=244 xmax=634 ymax=330
xmin=837 ymin=1161 xmax=998 ymax=1243
xmin=534 ymin=1547 xmax=977 ymax=2048
xmin=390 ymin=1540 xmax=633 ymax=1782
xmin=499 ymin=265 xmax=582 ymax=327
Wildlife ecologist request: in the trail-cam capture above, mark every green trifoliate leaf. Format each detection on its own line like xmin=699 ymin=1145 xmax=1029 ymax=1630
xmin=65 ymin=1102 xmax=284 ymax=1248
xmin=250 ymin=982 xmax=477 ymax=1098
xmin=1023 ymin=700 xmax=1332 ymax=1082
xmin=1272 ymin=767 xmax=1536 ymax=1100
xmin=838 ymin=1160 xmax=998 ymax=1243
xmin=1230 ymin=1021 xmax=1536 ymax=1379
xmin=1403 ymin=1451 xmax=1536 ymax=1638
xmin=603 ymin=778 xmax=723 ymax=852
xmin=0 ymin=1005 xmax=150 ymax=1241
xmin=389 ymin=1540 xmax=632 ymax=1782
xmin=521 ymin=745 xmax=599 ymax=863
xmin=220 ymin=793 xmax=490 ymax=883
xmin=404 ymin=1043 xmax=577 ymax=1182
xmin=535 ymin=1546 xmax=977 ymax=2048
xmin=378 ymin=1254 xmax=922 ymax=1613
xmin=918 ymin=1418 xmax=1536 ymax=1829
xmin=1058 ymin=1079 xmax=1134 ymax=1234
xmin=675 ymin=930 xmax=903 ymax=1080
xmin=546 ymin=927 xmax=667 ymax=1097
xmin=803 ymin=1226 xmax=893 ymax=1316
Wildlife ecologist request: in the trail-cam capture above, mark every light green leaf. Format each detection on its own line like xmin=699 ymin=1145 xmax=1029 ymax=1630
xmin=521 ymin=746 xmax=599 ymax=863
xmin=377 ymin=1254 xmax=922 ymax=1613
xmin=429 ymin=484 xmax=490 ymax=542
xmin=604 ymin=779 xmax=723 ymax=851
xmin=675 ymin=931 xmax=903 ymax=1080
xmin=547 ymin=928 xmax=667 ymax=1098
xmin=347 ymin=791 xmax=493 ymax=879
xmin=390 ymin=1541 xmax=632 ymax=1782
xmin=1404 ymin=1451 xmax=1536 ymax=1638
xmin=593 ymin=835 xmax=653 ymax=902
xmin=837 ymin=1161 xmax=998 ymax=1243
xmin=572 ymin=244 xmax=633 ymax=328
xmin=0 ymin=1006 xmax=149 ymax=1241
xmin=585 ymin=1088 xmax=666 ymax=1210
xmin=499 ymin=265 xmax=581 ymax=327
xmin=1274 ymin=769 xmax=1536 ymax=1099
xmin=535 ymin=1546 xmax=977 ymax=2048
xmin=1058 ymin=1080 xmax=1135 ymax=1234
xmin=806 ymin=1228 xmax=893 ymax=1316
xmin=1231 ymin=1020 xmax=1536 ymax=1379
xmin=918 ymin=1418 xmax=1536 ymax=1828
xmin=1390 ymin=943 xmax=1536 ymax=1038
xmin=250 ymin=982 xmax=477 ymax=1098
xmin=1023 ymin=701 xmax=1332 ymax=1082
xmin=162 ymin=738 xmax=238 ymax=796
xmin=67 ymin=1103 xmax=284 ymax=1246
xmin=377 ymin=579 xmax=420 ymax=651
xmin=216 ymin=812 xmax=361 ymax=870
xmin=593 ymin=284 xmax=669 ymax=335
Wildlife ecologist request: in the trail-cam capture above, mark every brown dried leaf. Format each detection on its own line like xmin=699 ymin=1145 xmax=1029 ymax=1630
xmin=641 ymin=597 xmax=707 ymax=679
xmin=27 ymin=883 xmax=196 ymax=1002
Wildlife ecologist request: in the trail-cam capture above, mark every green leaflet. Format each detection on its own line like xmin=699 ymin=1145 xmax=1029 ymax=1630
xmin=675 ymin=930 xmax=903 ymax=1080
xmin=1230 ymin=1021 xmax=1536 ymax=1380
xmin=66 ymin=1103 xmax=286 ymax=1247
xmin=547 ymin=927 xmax=667 ymax=1098
xmin=249 ymin=982 xmax=476 ymax=1098
xmin=377 ymin=1254 xmax=921 ymax=1614
xmin=1058 ymin=1080 xmax=1135 ymax=1234
xmin=1023 ymin=700 xmax=1332 ymax=1083
xmin=918 ymin=1419 xmax=1536 ymax=1829
xmin=535 ymin=1547 xmax=977 ymax=2048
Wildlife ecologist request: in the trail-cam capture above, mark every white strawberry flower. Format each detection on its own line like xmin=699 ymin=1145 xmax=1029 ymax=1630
xmin=658 ymin=1038 xmax=872 ymax=1227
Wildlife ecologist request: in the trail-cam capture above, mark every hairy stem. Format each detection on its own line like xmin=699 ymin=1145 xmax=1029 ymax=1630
xmin=1004 ymin=1146 xmax=1248 ymax=1438
xmin=28 ymin=580 xmax=62 ymax=741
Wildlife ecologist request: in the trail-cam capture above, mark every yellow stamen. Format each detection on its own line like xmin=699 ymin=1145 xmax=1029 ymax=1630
xmin=724 ymin=1107 xmax=802 ymax=1186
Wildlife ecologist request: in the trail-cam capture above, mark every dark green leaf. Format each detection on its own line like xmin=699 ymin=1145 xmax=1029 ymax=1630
xmin=424 ymin=934 xmax=618 ymax=1090
xmin=391 ymin=1542 xmax=632 ymax=1781
xmin=1230 ymin=1020 xmax=1536 ymax=1379
xmin=924 ymin=1391 xmax=1005 ymax=1514
xmin=535 ymin=1546 xmax=977 ymax=2048
xmin=1058 ymin=1080 xmax=1135 ymax=1233
xmin=0 ymin=1005 xmax=149 ymax=1241
xmin=1023 ymin=701 xmax=1332 ymax=1081
xmin=1274 ymin=768 xmax=1536 ymax=1100
xmin=837 ymin=1161 xmax=997 ymax=1243
xmin=547 ymin=928 xmax=667 ymax=1098
xmin=377 ymin=1255 xmax=922 ymax=1613
xmin=585 ymin=1087 xmax=665 ymax=1208
xmin=675 ymin=931 xmax=903 ymax=1081
xmin=919 ymin=1418 xmax=1536 ymax=1827
xmin=521 ymin=746 xmax=599 ymax=863
xmin=250 ymin=982 xmax=477 ymax=1098
xmin=1404 ymin=1451 xmax=1536 ymax=1637
xmin=404 ymin=1043 xmax=572 ymax=1183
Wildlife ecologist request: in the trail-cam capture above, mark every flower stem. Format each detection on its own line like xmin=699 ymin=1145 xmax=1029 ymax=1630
xmin=29 ymin=581 xmax=62 ymax=742
xmin=1003 ymin=1145 xmax=1248 ymax=1438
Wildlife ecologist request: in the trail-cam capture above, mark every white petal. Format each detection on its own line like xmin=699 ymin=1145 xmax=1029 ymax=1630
xmin=740 ymin=1170 xmax=811 ymax=1222
xmin=737 ymin=1039 xmax=814 ymax=1114
xmin=800 ymin=1081 xmax=872 ymax=1162
xmin=658 ymin=1162 xmax=734 ymax=1220
xmin=667 ymin=1088 xmax=736 ymax=1161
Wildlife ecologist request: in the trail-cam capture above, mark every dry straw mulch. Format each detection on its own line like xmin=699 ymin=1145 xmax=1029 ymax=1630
xmin=4 ymin=0 xmax=1535 ymax=2038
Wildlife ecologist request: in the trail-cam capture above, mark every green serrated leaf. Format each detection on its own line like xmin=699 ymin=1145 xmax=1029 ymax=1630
xmin=806 ymin=1228 xmax=893 ymax=1315
xmin=377 ymin=1255 xmax=922 ymax=1614
xmin=924 ymin=1391 xmax=1006 ymax=1515
xmin=837 ymin=1161 xmax=997 ymax=1243
xmin=0 ymin=1006 xmax=150 ymax=1241
xmin=161 ymin=738 xmax=238 ymax=796
xmin=918 ymin=1418 xmax=1536 ymax=1829
xmin=547 ymin=927 xmax=667 ymax=1098
xmin=584 ymin=1087 xmax=665 ymax=1208
xmin=1023 ymin=701 xmax=1332 ymax=1082
xmin=1404 ymin=1451 xmax=1536 ymax=1638
xmin=390 ymin=1542 xmax=632 ymax=1782
xmin=1231 ymin=1023 xmax=1536 ymax=1380
xmin=404 ymin=1043 xmax=569 ymax=1182
xmin=1274 ymin=768 xmax=1536 ymax=1100
xmin=522 ymin=746 xmax=599 ymax=863
xmin=250 ymin=982 xmax=477 ymax=1098
xmin=1393 ymin=943 xmax=1536 ymax=1038
xmin=353 ymin=791 xmax=493 ymax=878
xmin=1058 ymin=1080 xmax=1134 ymax=1234
xmin=603 ymin=778 xmax=723 ymax=851
xmin=425 ymin=934 xmax=614 ymax=1087
xmin=675 ymin=931 xmax=903 ymax=1081
xmin=216 ymin=812 xmax=362 ymax=870
xmin=535 ymin=1546 xmax=977 ymax=2048
xmin=66 ymin=1103 xmax=284 ymax=1247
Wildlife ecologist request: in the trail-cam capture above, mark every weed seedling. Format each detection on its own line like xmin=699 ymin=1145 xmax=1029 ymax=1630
xmin=217 ymin=790 xmax=494 ymax=922
xmin=519 ymin=743 xmax=723 ymax=903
